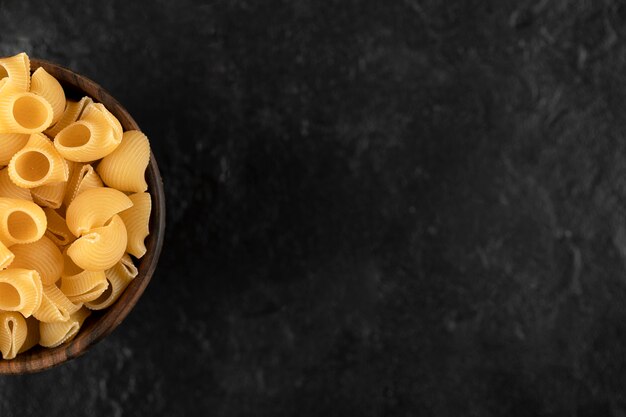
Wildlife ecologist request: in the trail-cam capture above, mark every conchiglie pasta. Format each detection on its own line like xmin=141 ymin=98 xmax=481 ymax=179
xmin=31 ymin=181 xmax=67 ymax=209
xmin=0 ymin=198 xmax=47 ymax=246
xmin=85 ymin=254 xmax=137 ymax=310
xmin=0 ymin=168 xmax=32 ymax=201
xmin=0 ymin=53 xmax=30 ymax=91
xmin=8 ymin=133 xmax=69 ymax=188
xmin=96 ymin=130 xmax=150 ymax=193
xmin=39 ymin=307 xmax=90 ymax=348
xmin=67 ymin=214 xmax=127 ymax=271
xmin=0 ymin=311 xmax=27 ymax=359
xmin=119 ymin=192 xmax=151 ymax=258
xmin=30 ymin=67 xmax=66 ymax=125
xmin=66 ymin=187 xmax=132 ymax=237
xmin=0 ymin=86 xmax=53 ymax=134
xmin=9 ymin=236 xmax=63 ymax=285
xmin=43 ymin=208 xmax=76 ymax=247
xmin=59 ymin=250 xmax=107 ymax=303
xmin=0 ymin=133 xmax=28 ymax=165
xmin=33 ymin=284 xmax=81 ymax=323
xmin=45 ymin=96 xmax=92 ymax=138
xmin=0 ymin=268 xmax=42 ymax=317
xmin=89 ymin=103 xmax=122 ymax=141
xmin=54 ymin=103 xmax=121 ymax=162
xmin=62 ymin=163 xmax=102 ymax=207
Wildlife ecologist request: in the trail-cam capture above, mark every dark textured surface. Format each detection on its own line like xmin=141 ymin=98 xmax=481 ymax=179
xmin=1 ymin=0 xmax=626 ymax=415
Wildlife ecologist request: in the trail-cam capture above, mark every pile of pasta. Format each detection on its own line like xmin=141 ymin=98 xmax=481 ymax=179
xmin=0 ymin=52 xmax=151 ymax=359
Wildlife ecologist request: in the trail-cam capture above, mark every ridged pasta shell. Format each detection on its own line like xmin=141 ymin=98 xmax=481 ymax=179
xmin=67 ymin=214 xmax=127 ymax=271
xmin=119 ymin=192 xmax=151 ymax=258
xmin=30 ymin=67 xmax=66 ymax=125
xmin=66 ymin=187 xmax=132 ymax=237
xmin=0 ymin=53 xmax=30 ymax=91
xmin=0 ymin=86 xmax=53 ymax=134
xmin=33 ymin=284 xmax=81 ymax=323
xmin=45 ymin=96 xmax=92 ymax=138
xmin=0 ymin=268 xmax=43 ymax=317
xmin=0 ymin=311 xmax=27 ymax=359
xmin=62 ymin=162 xmax=103 ymax=208
xmin=96 ymin=130 xmax=150 ymax=193
xmin=9 ymin=236 xmax=63 ymax=285
xmin=0 ymin=198 xmax=47 ymax=246
xmin=8 ymin=133 xmax=69 ymax=188
xmin=39 ymin=307 xmax=90 ymax=348
xmin=85 ymin=254 xmax=136 ymax=310
xmin=59 ymin=249 xmax=107 ymax=303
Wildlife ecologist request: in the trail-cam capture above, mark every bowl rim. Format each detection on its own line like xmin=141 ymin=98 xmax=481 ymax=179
xmin=0 ymin=58 xmax=166 ymax=374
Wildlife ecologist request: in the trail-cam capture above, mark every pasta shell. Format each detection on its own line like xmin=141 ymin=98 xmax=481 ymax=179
xmin=30 ymin=67 xmax=66 ymax=125
xmin=0 ymin=53 xmax=30 ymax=91
xmin=39 ymin=307 xmax=90 ymax=348
xmin=96 ymin=130 xmax=150 ymax=193
xmin=119 ymin=192 xmax=151 ymax=258
xmin=31 ymin=181 xmax=67 ymax=209
xmin=0 ymin=86 xmax=53 ymax=134
xmin=85 ymin=254 xmax=136 ymax=310
xmin=0 ymin=133 xmax=28 ymax=165
xmin=0 ymin=268 xmax=43 ymax=317
xmin=67 ymin=215 xmax=127 ymax=271
xmin=62 ymin=163 xmax=103 ymax=208
xmin=45 ymin=96 xmax=92 ymax=138
xmin=33 ymin=284 xmax=81 ymax=323
xmin=0 ymin=168 xmax=32 ymax=201
xmin=8 ymin=133 xmax=69 ymax=188
xmin=54 ymin=103 xmax=120 ymax=162
xmin=59 ymin=249 xmax=107 ymax=303
xmin=0 ymin=311 xmax=27 ymax=359
xmin=43 ymin=208 xmax=76 ymax=247
xmin=66 ymin=187 xmax=132 ymax=237
xmin=9 ymin=236 xmax=63 ymax=285
xmin=0 ymin=198 xmax=47 ymax=246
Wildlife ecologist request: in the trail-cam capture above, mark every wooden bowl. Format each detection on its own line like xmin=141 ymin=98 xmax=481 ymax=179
xmin=0 ymin=59 xmax=166 ymax=374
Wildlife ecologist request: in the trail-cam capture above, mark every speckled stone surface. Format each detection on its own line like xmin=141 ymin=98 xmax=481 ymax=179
xmin=2 ymin=0 xmax=626 ymax=415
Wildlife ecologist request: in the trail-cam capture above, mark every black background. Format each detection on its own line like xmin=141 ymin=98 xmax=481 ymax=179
xmin=2 ymin=0 xmax=626 ymax=416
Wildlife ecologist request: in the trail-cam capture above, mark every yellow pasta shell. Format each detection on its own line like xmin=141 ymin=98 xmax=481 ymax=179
xmin=30 ymin=67 xmax=66 ymax=125
xmin=96 ymin=130 xmax=150 ymax=193
xmin=0 ymin=198 xmax=47 ymax=246
xmin=0 ymin=268 xmax=43 ymax=317
xmin=9 ymin=236 xmax=63 ymax=285
xmin=18 ymin=316 xmax=39 ymax=354
xmin=39 ymin=307 xmax=90 ymax=348
xmin=31 ymin=181 xmax=67 ymax=209
xmin=0 ymin=53 xmax=30 ymax=91
xmin=66 ymin=187 xmax=132 ymax=237
xmin=0 ymin=133 xmax=28 ymax=165
xmin=67 ymin=214 xmax=127 ymax=271
xmin=0 ymin=86 xmax=53 ymax=134
xmin=119 ymin=192 xmax=151 ymax=258
xmin=0 ymin=168 xmax=32 ymax=201
xmin=33 ymin=284 xmax=81 ymax=323
xmin=8 ymin=133 xmax=69 ymax=188
xmin=54 ymin=103 xmax=121 ymax=162
xmin=62 ymin=162 xmax=103 ymax=208
xmin=85 ymin=254 xmax=136 ymax=310
xmin=0 ymin=311 xmax=27 ymax=359
xmin=45 ymin=96 xmax=92 ymax=138
xmin=59 ymin=249 xmax=107 ymax=303
xmin=43 ymin=207 xmax=76 ymax=247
